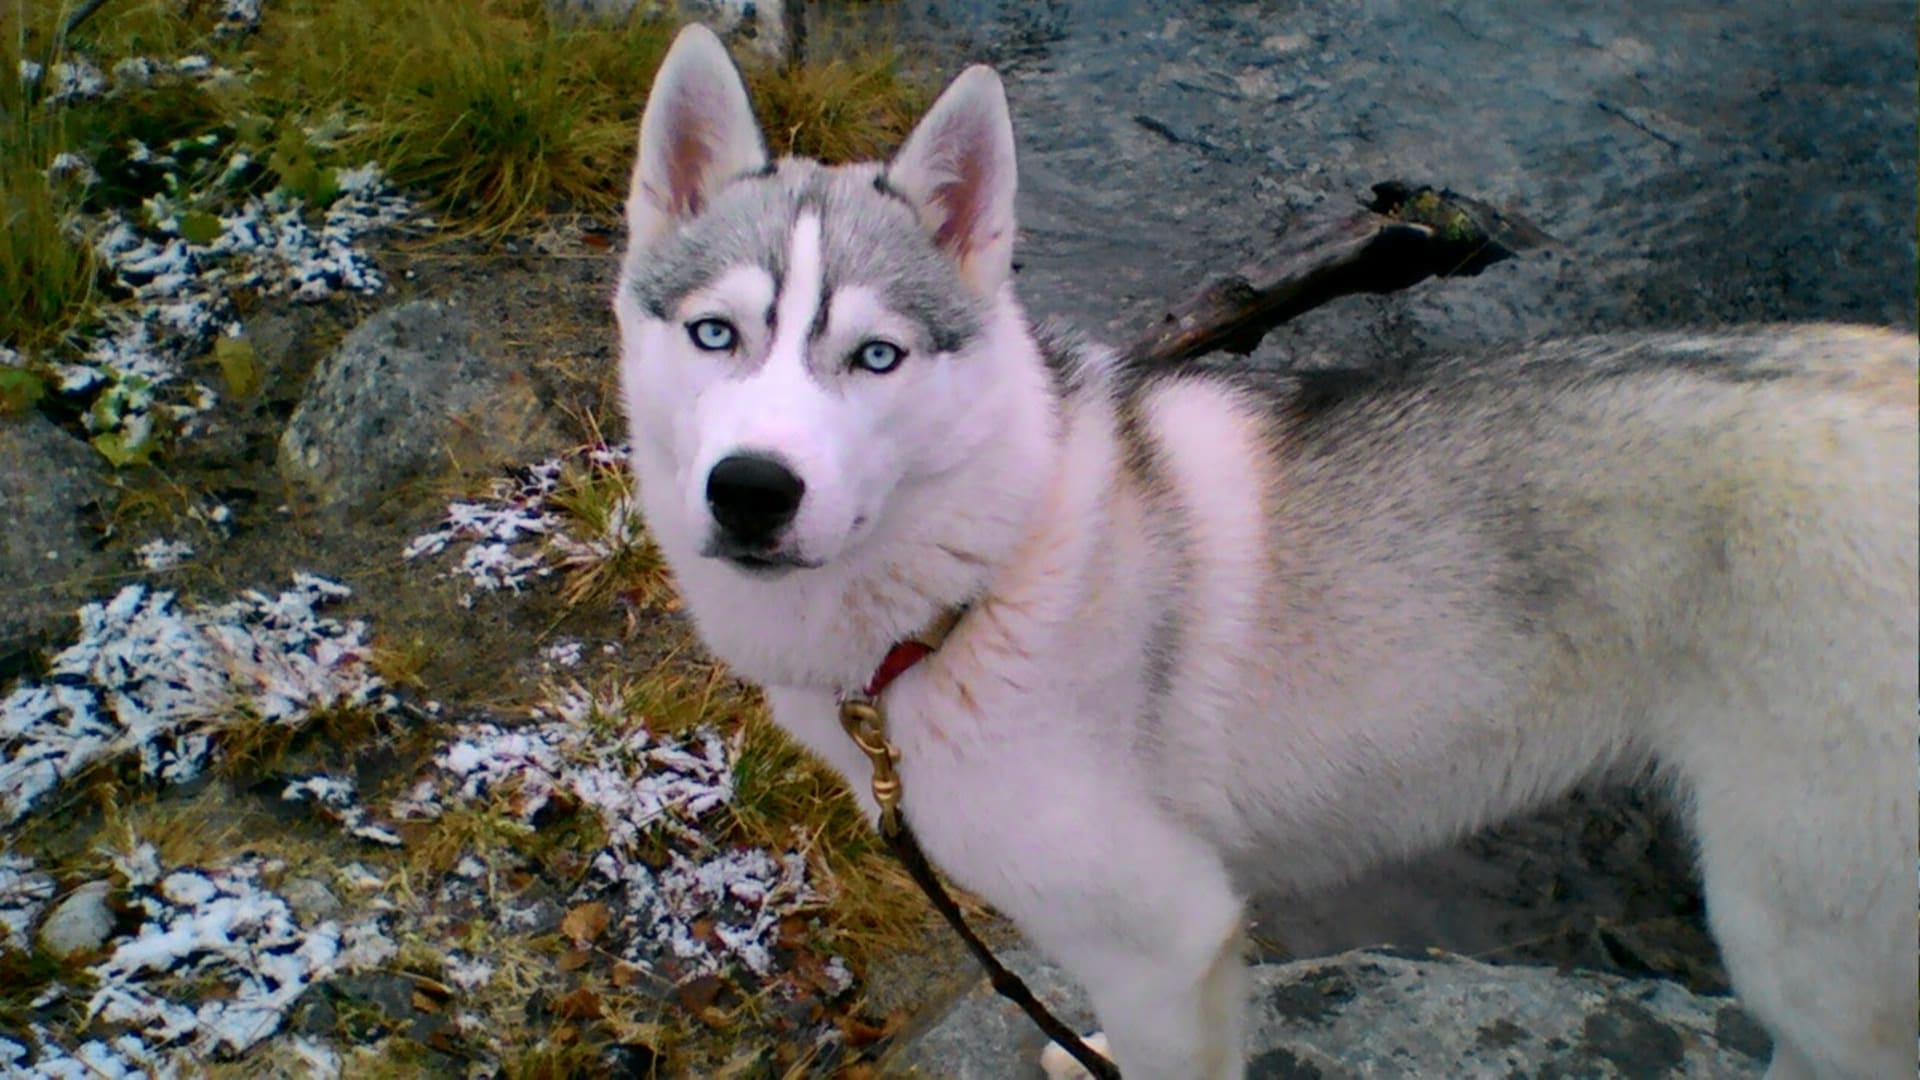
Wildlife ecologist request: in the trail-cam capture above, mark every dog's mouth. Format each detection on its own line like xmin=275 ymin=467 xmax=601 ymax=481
xmin=702 ymin=540 xmax=817 ymax=577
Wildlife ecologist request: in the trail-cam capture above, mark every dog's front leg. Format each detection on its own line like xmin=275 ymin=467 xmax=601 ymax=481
xmin=1038 ymin=912 xmax=1248 ymax=1080
xmin=764 ymin=686 xmax=1249 ymax=1077
xmin=977 ymin=799 xmax=1251 ymax=1080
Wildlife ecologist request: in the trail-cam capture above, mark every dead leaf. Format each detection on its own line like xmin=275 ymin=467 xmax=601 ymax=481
xmin=676 ymin=974 xmax=723 ymax=1014
xmin=777 ymin=914 xmax=808 ymax=950
xmin=554 ymin=987 xmax=604 ymax=1021
xmin=561 ymin=900 xmax=611 ymax=946
xmin=837 ymin=1009 xmax=905 ymax=1048
xmin=611 ymin=961 xmax=646 ymax=989
xmin=558 ymin=947 xmax=594 ymax=973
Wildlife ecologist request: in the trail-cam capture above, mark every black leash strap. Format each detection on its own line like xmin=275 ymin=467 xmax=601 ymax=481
xmin=885 ymin=817 xmax=1121 ymax=1080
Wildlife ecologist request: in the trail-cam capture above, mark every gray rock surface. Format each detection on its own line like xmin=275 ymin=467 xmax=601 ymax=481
xmin=37 ymin=880 xmax=114 ymax=958
xmin=278 ymin=299 xmax=565 ymax=512
xmin=279 ymin=876 xmax=341 ymax=923
xmin=885 ymin=947 xmax=1769 ymax=1079
xmin=551 ymin=0 xmax=787 ymax=60
xmin=912 ymin=0 xmax=1915 ymax=349
xmin=0 ymin=413 xmax=111 ymax=656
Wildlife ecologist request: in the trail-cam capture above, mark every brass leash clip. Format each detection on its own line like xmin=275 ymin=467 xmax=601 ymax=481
xmin=838 ymin=693 xmax=903 ymax=835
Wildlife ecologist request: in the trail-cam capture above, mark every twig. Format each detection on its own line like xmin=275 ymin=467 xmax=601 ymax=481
xmin=58 ymin=0 xmax=113 ymax=49
xmin=1125 ymin=182 xmax=1554 ymax=366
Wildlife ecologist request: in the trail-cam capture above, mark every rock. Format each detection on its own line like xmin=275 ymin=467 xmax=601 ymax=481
xmin=883 ymin=947 xmax=1769 ymax=1079
xmin=908 ymin=0 xmax=1915 ymax=347
xmin=548 ymin=1 xmax=788 ymax=62
xmin=0 ymin=412 xmax=111 ymax=656
xmin=37 ymin=880 xmax=115 ymax=958
xmin=279 ymin=876 xmax=341 ymax=922
xmin=277 ymin=299 xmax=566 ymax=512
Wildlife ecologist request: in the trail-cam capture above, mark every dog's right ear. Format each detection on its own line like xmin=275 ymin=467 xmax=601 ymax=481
xmin=626 ymin=24 xmax=767 ymax=251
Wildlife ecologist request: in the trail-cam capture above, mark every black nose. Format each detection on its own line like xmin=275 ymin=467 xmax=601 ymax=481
xmin=706 ymin=453 xmax=805 ymax=545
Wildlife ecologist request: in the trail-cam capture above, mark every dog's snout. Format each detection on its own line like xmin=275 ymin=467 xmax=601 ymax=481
xmin=706 ymin=453 xmax=804 ymax=544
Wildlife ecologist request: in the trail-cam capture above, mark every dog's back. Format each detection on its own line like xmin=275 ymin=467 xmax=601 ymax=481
xmin=1123 ymin=324 xmax=1917 ymax=1078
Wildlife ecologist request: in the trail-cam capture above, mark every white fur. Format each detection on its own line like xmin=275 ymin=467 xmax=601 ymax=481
xmin=617 ymin=26 xmax=1919 ymax=1080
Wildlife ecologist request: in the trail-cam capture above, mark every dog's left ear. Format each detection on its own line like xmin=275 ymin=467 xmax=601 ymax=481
xmin=627 ymin=24 xmax=768 ymax=251
xmin=885 ymin=65 xmax=1017 ymax=298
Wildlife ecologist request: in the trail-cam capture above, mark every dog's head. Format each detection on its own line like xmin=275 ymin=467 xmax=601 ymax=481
xmin=615 ymin=25 xmax=1029 ymax=581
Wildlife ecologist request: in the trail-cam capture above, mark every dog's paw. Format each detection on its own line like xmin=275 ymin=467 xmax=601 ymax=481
xmin=1039 ymin=1031 xmax=1112 ymax=1080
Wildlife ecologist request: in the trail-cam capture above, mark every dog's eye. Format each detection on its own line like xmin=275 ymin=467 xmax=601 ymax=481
xmin=852 ymin=340 xmax=905 ymax=374
xmin=687 ymin=318 xmax=737 ymax=352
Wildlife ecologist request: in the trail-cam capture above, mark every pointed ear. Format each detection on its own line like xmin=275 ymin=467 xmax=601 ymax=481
xmin=884 ymin=65 xmax=1017 ymax=297
xmin=626 ymin=24 xmax=767 ymax=250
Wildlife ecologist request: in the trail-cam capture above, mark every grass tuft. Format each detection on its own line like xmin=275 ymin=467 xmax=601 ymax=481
xmin=255 ymin=0 xmax=669 ymax=238
xmin=750 ymin=47 xmax=930 ymax=163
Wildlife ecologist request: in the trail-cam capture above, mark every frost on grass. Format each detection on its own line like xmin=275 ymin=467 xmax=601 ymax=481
xmin=395 ymin=685 xmax=830 ymax=986
xmin=2 ymin=844 xmax=395 ymax=1078
xmin=33 ymin=54 xmax=423 ymax=454
xmin=74 ymin=162 xmax=417 ymax=441
xmin=0 ymin=853 xmax=57 ymax=952
xmin=133 ymin=537 xmax=196 ymax=572
xmin=282 ymin=775 xmax=403 ymax=847
xmin=87 ymin=851 xmax=340 ymax=1057
xmin=404 ymin=444 xmax=637 ymax=606
xmin=0 ymin=575 xmax=393 ymax=826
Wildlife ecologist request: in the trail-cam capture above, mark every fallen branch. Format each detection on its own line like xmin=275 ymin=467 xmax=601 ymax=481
xmin=1126 ymin=182 xmax=1554 ymax=365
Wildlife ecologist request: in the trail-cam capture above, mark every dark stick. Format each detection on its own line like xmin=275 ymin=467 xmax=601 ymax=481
xmin=1125 ymin=182 xmax=1554 ymax=366
xmin=59 ymin=0 xmax=113 ymax=48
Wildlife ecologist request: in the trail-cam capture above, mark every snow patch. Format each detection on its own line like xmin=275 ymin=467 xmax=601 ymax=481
xmin=0 ymin=575 xmax=393 ymax=825
xmin=133 ymin=537 xmax=196 ymax=571
xmin=403 ymin=444 xmax=638 ymax=606
xmin=0 ymin=853 xmax=57 ymax=952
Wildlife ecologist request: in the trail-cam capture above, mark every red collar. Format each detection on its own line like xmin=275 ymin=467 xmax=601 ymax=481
xmin=858 ymin=605 xmax=969 ymax=699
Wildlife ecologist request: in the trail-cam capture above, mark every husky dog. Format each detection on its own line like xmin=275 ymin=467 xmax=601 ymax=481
xmin=614 ymin=24 xmax=1918 ymax=1080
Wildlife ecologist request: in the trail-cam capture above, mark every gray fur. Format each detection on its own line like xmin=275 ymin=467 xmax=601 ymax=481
xmin=627 ymin=159 xmax=986 ymax=357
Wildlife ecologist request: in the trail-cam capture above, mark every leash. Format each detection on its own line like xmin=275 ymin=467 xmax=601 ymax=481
xmin=838 ymin=607 xmax=1121 ymax=1080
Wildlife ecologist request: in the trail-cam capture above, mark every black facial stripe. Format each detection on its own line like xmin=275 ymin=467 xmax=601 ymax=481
xmin=810 ymin=285 xmax=834 ymax=342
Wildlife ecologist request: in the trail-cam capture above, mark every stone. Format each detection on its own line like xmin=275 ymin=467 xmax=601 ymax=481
xmin=36 ymin=880 xmax=114 ymax=958
xmin=547 ymin=1 xmax=788 ymax=62
xmin=279 ymin=876 xmax=341 ymax=922
xmin=883 ymin=947 xmax=1769 ymax=1079
xmin=0 ymin=412 xmax=111 ymax=656
xmin=277 ymin=299 xmax=566 ymax=512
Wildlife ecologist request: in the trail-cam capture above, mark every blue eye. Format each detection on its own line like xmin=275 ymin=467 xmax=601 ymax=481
xmin=688 ymin=318 xmax=737 ymax=352
xmin=853 ymin=340 xmax=905 ymax=374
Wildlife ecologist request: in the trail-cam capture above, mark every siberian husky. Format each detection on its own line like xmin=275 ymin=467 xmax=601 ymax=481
xmin=613 ymin=24 xmax=1918 ymax=1080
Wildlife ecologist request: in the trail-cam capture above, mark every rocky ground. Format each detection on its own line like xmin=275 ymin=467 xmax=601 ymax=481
xmin=1 ymin=1 xmax=1914 ymax=1077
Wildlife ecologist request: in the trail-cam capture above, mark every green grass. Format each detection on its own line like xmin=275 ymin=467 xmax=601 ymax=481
xmin=2 ymin=0 xmax=933 ymax=346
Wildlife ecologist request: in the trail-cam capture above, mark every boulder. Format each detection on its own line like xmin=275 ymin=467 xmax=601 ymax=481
xmin=884 ymin=947 xmax=1769 ymax=1079
xmin=0 ymin=412 xmax=111 ymax=656
xmin=37 ymin=880 xmax=115 ymax=958
xmin=277 ymin=299 xmax=565 ymax=513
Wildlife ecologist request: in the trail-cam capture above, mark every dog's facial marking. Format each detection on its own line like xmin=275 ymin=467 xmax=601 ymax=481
xmin=768 ymin=211 xmax=826 ymax=379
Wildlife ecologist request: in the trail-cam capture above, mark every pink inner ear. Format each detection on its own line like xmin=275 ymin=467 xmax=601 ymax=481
xmin=926 ymin=117 xmax=996 ymax=259
xmin=663 ymin=97 xmax=715 ymax=218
